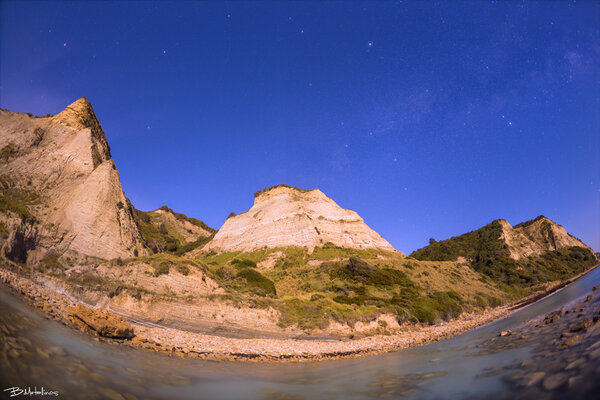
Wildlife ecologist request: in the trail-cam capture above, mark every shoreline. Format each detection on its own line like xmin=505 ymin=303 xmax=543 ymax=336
xmin=0 ymin=264 xmax=597 ymax=363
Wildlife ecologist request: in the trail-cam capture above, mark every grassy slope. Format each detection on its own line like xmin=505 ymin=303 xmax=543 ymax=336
xmin=410 ymin=220 xmax=597 ymax=288
xmin=129 ymin=202 xmax=215 ymax=255
xmin=197 ymin=244 xmax=508 ymax=329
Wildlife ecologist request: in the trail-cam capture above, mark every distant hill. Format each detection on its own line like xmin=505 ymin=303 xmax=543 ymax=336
xmin=410 ymin=216 xmax=597 ymax=286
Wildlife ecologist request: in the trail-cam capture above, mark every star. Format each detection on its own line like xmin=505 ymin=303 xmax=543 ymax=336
xmin=63 ymin=42 xmax=67 ymax=47
xmin=367 ymin=41 xmax=374 ymax=47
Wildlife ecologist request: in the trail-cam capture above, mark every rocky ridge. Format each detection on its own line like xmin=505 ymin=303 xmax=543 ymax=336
xmin=498 ymin=216 xmax=590 ymax=260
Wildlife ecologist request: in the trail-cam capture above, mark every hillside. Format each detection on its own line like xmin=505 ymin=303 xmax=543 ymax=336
xmin=204 ymin=184 xmax=395 ymax=253
xmin=410 ymin=216 xmax=596 ymax=286
xmin=132 ymin=205 xmax=215 ymax=255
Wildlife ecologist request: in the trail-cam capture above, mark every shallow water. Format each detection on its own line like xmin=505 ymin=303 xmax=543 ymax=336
xmin=1 ymin=267 xmax=599 ymax=400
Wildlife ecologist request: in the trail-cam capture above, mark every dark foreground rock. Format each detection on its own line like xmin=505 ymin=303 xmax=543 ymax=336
xmin=477 ymin=288 xmax=600 ymax=400
xmin=68 ymin=304 xmax=134 ymax=339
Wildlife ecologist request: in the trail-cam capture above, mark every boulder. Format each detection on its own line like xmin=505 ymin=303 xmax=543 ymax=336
xmin=570 ymin=318 xmax=592 ymax=332
xmin=68 ymin=304 xmax=133 ymax=339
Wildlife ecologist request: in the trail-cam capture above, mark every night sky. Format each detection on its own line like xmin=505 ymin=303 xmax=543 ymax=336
xmin=1 ymin=1 xmax=598 ymax=253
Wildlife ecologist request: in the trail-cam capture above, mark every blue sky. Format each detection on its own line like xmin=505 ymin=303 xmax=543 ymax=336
xmin=1 ymin=1 xmax=599 ymax=253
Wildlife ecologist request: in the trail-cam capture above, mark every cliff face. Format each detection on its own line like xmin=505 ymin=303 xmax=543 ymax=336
xmin=204 ymin=185 xmax=395 ymax=253
xmin=0 ymin=98 xmax=147 ymax=262
xmin=498 ymin=216 xmax=590 ymax=260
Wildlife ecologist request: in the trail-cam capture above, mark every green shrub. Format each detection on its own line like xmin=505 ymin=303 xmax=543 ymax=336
xmin=40 ymin=253 xmax=64 ymax=272
xmin=172 ymin=234 xmax=213 ymax=256
xmin=333 ymin=295 xmax=364 ymax=305
xmin=235 ymin=268 xmax=276 ymax=297
xmin=217 ymin=265 xmax=236 ymax=281
xmin=231 ymin=258 xmax=257 ymax=269
xmin=154 ymin=262 xmax=170 ymax=277
xmin=310 ymin=293 xmax=325 ymax=301
xmin=0 ymin=144 xmax=17 ymax=161
xmin=176 ymin=264 xmax=190 ymax=276
xmin=253 ymin=184 xmax=309 ymax=198
xmin=326 ymin=257 xmax=416 ymax=287
xmin=277 ymin=298 xmax=329 ymax=329
xmin=0 ymin=188 xmax=38 ymax=221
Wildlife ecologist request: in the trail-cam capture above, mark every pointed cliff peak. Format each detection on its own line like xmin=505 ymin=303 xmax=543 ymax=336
xmin=205 ymin=185 xmax=395 ymax=253
xmin=514 ymin=215 xmax=553 ymax=229
xmin=492 ymin=218 xmax=511 ymax=227
xmin=54 ymin=97 xmax=97 ymax=127
xmin=52 ymin=97 xmax=111 ymax=167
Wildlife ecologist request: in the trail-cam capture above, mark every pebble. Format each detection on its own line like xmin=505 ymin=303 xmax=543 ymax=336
xmin=588 ymin=347 xmax=600 ymax=360
xmin=522 ymin=371 xmax=545 ymax=387
xmin=7 ymin=348 xmax=20 ymax=358
xmin=568 ymin=375 xmax=582 ymax=389
xmin=35 ymin=347 xmax=50 ymax=359
xmin=561 ymin=335 xmax=581 ymax=347
xmin=520 ymin=359 xmax=535 ymax=369
xmin=570 ymin=319 xmax=592 ymax=332
xmin=542 ymin=372 xmax=568 ymax=391
xmin=48 ymin=345 xmax=65 ymax=356
xmin=587 ymin=340 xmax=600 ymax=351
xmin=565 ymin=358 xmax=586 ymax=370
xmin=99 ymin=388 xmax=126 ymax=400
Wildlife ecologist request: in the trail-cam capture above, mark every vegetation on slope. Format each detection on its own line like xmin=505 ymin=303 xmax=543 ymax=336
xmin=410 ymin=220 xmax=597 ymax=288
xmin=198 ymin=245 xmax=507 ymax=329
xmin=253 ymin=183 xmax=311 ymax=198
xmin=128 ymin=201 xmax=214 ymax=254
xmin=0 ymin=175 xmax=39 ymax=221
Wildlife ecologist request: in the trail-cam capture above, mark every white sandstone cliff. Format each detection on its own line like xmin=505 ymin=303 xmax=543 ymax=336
xmin=204 ymin=185 xmax=395 ymax=253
